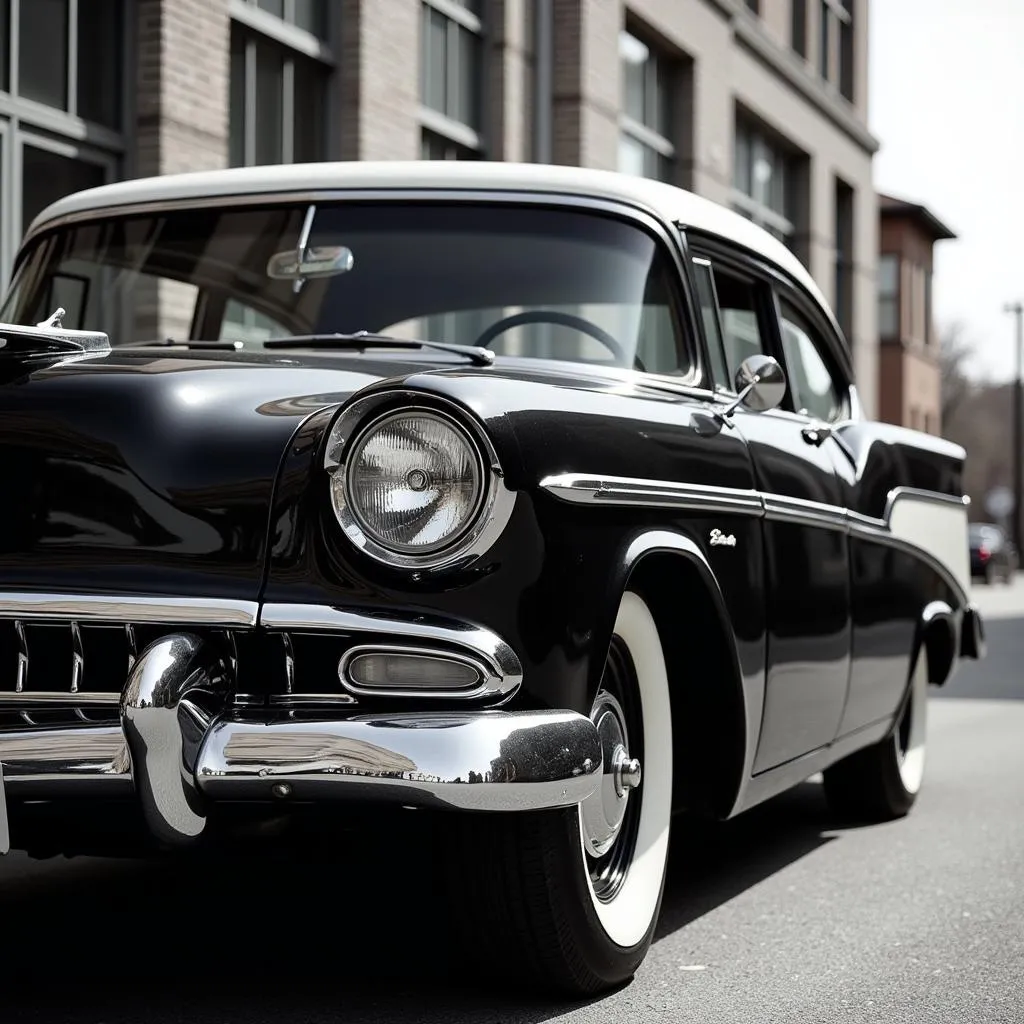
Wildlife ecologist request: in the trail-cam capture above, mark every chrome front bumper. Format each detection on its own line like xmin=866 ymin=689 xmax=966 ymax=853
xmin=0 ymin=633 xmax=602 ymax=850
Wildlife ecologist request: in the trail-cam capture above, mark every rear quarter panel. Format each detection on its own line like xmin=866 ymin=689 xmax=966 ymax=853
xmin=832 ymin=420 xmax=969 ymax=735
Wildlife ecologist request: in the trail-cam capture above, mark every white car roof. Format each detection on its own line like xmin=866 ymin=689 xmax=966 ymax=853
xmin=24 ymin=160 xmax=831 ymax=319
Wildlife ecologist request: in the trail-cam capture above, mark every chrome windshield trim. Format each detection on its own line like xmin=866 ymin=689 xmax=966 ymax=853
xmin=20 ymin=186 xmax=672 ymax=259
xmin=259 ymin=603 xmax=523 ymax=701
xmin=539 ymin=474 xmax=765 ymax=516
xmin=0 ymin=594 xmax=258 ymax=628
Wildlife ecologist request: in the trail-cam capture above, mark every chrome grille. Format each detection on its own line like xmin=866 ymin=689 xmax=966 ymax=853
xmin=0 ymin=617 xmax=360 ymax=716
xmin=0 ymin=620 xmax=136 ymax=700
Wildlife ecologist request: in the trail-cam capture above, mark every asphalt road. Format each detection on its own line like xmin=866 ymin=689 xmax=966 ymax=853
xmin=2 ymin=580 xmax=1023 ymax=1023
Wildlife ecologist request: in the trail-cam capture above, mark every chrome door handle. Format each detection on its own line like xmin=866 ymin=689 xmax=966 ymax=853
xmin=801 ymin=422 xmax=833 ymax=446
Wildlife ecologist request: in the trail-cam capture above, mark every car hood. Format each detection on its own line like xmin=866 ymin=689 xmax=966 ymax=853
xmin=0 ymin=350 xmax=409 ymax=600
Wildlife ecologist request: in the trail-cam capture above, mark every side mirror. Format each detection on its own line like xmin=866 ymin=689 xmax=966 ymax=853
xmin=733 ymin=353 xmax=787 ymax=412
xmin=717 ymin=354 xmax=787 ymax=424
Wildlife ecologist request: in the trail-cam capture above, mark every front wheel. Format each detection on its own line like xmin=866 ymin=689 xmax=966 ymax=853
xmin=445 ymin=591 xmax=673 ymax=995
xmin=823 ymin=647 xmax=928 ymax=821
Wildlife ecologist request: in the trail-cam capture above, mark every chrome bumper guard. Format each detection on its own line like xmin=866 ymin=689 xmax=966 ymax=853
xmin=0 ymin=633 xmax=602 ymax=849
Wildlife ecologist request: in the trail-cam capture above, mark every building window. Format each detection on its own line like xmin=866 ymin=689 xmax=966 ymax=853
xmin=0 ymin=0 xmax=126 ymax=290
xmin=228 ymin=0 xmax=333 ymax=168
xmin=732 ymin=118 xmax=803 ymax=251
xmin=906 ymin=261 xmax=928 ymax=344
xmin=420 ymin=0 xmax=484 ymax=159
xmin=878 ymin=254 xmax=899 ymax=338
xmin=834 ymin=178 xmax=854 ymax=341
xmin=839 ymin=0 xmax=855 ymax=101
xmin=792 ymin=0 xmax=808 ymax=57
xmin=745 ymin=0 xmax=760 ymax=13
xmin=924 ymin=267 xmax=933 ymax=346
xmin=618 ymin=31 xmax=675 ymax=183
xmin=819 ymin=0 xmax=854 ymax=97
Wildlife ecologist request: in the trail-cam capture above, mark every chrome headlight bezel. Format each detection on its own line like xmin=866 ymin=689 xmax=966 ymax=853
xmin=323 ymin=392 xmax=516 ymax=572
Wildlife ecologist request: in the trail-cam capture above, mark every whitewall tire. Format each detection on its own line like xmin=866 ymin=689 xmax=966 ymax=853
xmin=580 ymin=591 xmax=673 ymax=949
xmin=823 ymin=647 xmax=928 ymax=821
xmin=444 ymin=590 xmax=673 ymax=995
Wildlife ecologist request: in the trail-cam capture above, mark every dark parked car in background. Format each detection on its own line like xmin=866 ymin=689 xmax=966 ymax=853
xmin=970 ymin=522 xmax=1017 ymax=583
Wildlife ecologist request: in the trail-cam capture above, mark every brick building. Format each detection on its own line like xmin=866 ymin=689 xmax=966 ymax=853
xmin=0 ymin=0 xmax=880 ymax=412
xmin=876 ymin=194 xmax=956 ymax=434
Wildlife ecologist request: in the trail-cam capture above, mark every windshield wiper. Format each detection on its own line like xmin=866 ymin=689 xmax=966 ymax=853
xmin=125 ymin=339 xmax=245 ymax=351
xmin=262 ymin=332 xmax=495 ymax=367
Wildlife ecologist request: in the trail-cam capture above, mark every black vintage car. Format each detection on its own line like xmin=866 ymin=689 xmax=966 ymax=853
xmin=969 ymin=522 xmax=1017 ymax=583
xmin=0 ymin=162 xmax=984 ymax=995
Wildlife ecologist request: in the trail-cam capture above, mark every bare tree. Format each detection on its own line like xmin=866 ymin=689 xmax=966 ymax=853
xmin=939 ymin=320 xmax=977 ymax=425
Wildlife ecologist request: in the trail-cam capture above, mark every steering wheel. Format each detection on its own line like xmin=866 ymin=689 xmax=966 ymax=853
xmin=473 ymin=310 xmax=629 ymax=365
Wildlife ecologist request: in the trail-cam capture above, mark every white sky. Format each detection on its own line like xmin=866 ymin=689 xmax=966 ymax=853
xmin=869 ymin=0 xmax=1024 ymax=382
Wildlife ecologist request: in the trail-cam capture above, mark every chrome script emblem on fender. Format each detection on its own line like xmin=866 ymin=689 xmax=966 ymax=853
xmin=709 ymin=529 xmax=737 ymax=548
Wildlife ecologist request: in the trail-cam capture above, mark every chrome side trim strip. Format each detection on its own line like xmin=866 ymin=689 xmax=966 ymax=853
xmin=260 ymin=604 xmax=524 ymax=702
xmin=0 ymin=594 xmax=258 ymax=627
xmin=541 ymin=472 xmax=971 ymax=601
xmin=762 ymin=494 xmax=849 ymax=532
xmin=539 ymin=474 xmax=764 ymax=516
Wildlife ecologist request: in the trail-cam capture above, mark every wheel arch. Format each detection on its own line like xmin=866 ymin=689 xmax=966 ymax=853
xmin=619 ymin=531 xmax=749 ymax=819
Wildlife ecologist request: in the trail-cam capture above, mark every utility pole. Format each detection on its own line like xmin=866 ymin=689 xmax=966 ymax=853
xmin=1005 ymin=302 xmax=1024 ymax=552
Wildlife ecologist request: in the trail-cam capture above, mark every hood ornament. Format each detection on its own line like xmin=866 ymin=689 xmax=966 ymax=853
xmin=0 ymin=307 xmax=110 ymax=368
xmin=36 ymin=307 xmax=66 ymax=329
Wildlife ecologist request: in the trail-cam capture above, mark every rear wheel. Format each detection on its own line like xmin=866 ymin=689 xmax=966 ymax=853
xmin=823 ymin=647 xmax=927 ymax=821
xmin=445 ymin=591 xmax=673 ymax=995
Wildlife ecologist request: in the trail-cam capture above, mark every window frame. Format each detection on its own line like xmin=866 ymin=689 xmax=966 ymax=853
xmin=419 ymin=0 xmax=486 ymax=159
xmin=877 ymin=252 xmax=900 ymax=340
xmin=818 ymin=0 xmax=854 ymax=96
xmin=684 ymin=231 xmax=854 ymax=420
xmin=774 ymin=292 xmax=848 ymax=424
xmin=0 ymin=0 xmax=130 ymax=290
xmin=228 ymin=0 xmax=335 ymax=168
xmin=618 ymin=28 xmax=676 ymax=183
xmin=732 ymin=117 xmax=800 ymax=245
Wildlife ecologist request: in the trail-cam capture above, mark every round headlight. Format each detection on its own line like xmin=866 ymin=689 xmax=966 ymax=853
xmin=336 ymin=410 xmax=484 ymax=555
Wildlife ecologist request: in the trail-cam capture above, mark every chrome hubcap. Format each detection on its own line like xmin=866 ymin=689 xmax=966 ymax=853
xmin=581 ymin=691 xmax=641 ymax=858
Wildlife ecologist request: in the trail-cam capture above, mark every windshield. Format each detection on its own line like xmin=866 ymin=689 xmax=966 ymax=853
xmin=2 ymin=201 xmax=688 ymax=374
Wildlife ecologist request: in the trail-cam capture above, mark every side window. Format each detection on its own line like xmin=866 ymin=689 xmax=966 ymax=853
xmin=691 ymin=258 xmax=730 ymax=390
xmin=777 ymin=299 xmax=846 ymax=422
xmin=709 ymin=267 xmax=768 ymax=385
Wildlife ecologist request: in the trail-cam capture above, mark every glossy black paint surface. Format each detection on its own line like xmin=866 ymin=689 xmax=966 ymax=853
xmin=263 ymin=365 xmax=765 ymax=720
xmin=0 ymin=350 xmax=411 ymax=598
xmin=0 ymin=338 xmax=971 ymax=791
xmin=733 ymin=408 xmax=852 ymax=774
